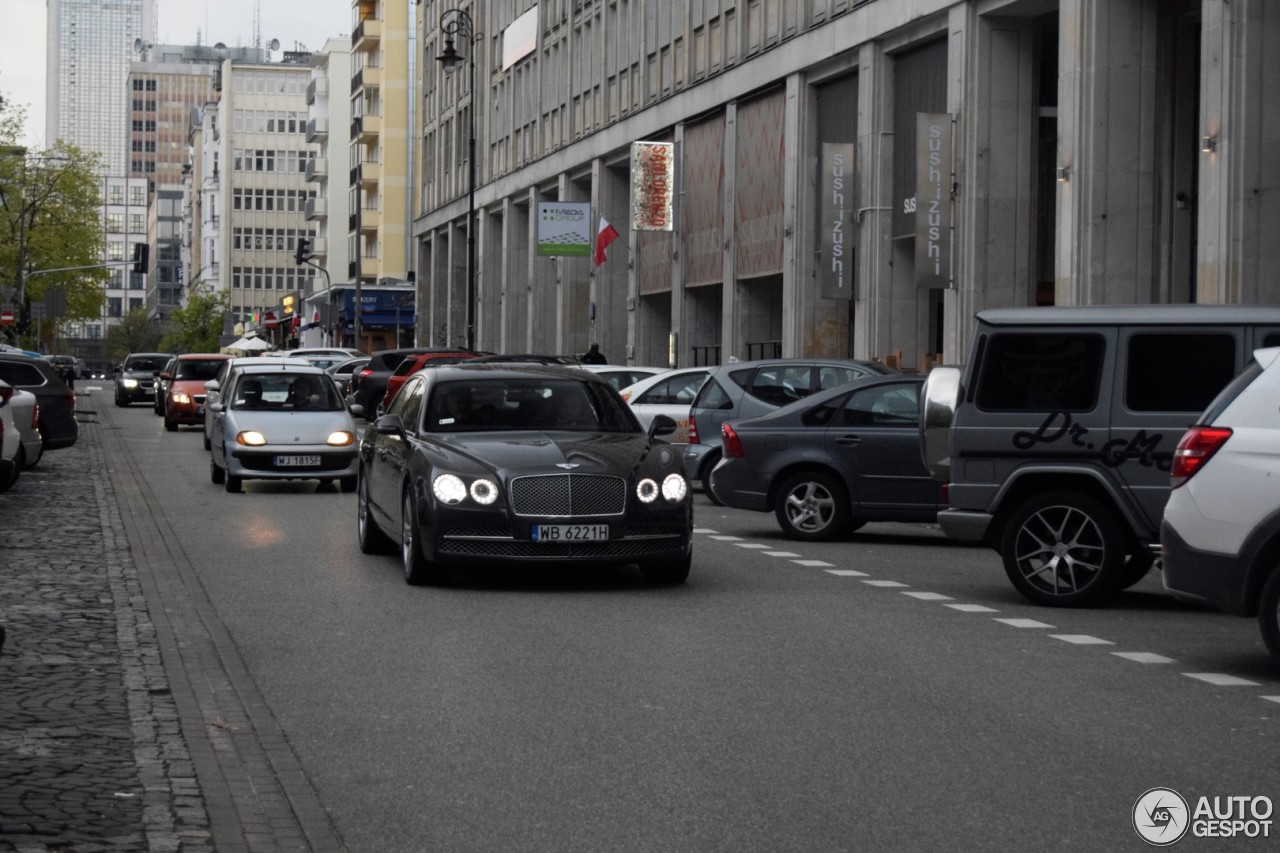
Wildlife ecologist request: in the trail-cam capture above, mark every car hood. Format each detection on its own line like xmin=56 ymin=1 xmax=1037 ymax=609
xmin=121 ymin=368 xmax=159 ymax=379
xmin=428 ymin=431 xmax=668 ymax=479
xmin=226 ymin=409 xmax=357 ymax=443
xmin=171 ymin=378 xmax=212 ymax=395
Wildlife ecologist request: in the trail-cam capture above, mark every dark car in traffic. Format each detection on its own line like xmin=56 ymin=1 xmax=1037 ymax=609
xmin=709 ymin=374 xmax=945 ymax=540
xmin=347 ymin=347 xmax=482 ymax=418
xmin=114 ymin=352 xmax=171 ymax=407
xmin=356 ymin=364 xmax=693 ymax=586
xmin=0 ymin=352 xmax=78 ymax=451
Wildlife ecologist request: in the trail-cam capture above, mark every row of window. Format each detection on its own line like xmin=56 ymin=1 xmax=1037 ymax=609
xmin=104 ymin=185 xmax=148 ymax=206
xmin=230 ymin=266 xmax=314 ymax=290
xmin=232 ymin=109 xmax=309 ymax=134
xmin=231 ymin=188 xmax=315 ymax=212
xmin=104 ymin=213 xmax=147 ymax=234
xmin=232 ymin=228 xmax=312 ymax=253
xmin=131 ymin=79 xmax=158 ymax=91
xmin=232 ymin=149 xmax=314 ymax=174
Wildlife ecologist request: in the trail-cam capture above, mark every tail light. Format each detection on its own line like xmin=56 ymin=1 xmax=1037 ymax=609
xmin=722 ymin=423 xmax=744 ymax=458
xmin=1171 ymin=426 xmax=1232 ymax=488
xmin=30 ymin=402 xmax=40 ymax=430
xmin=66 ymin=388 xmax=76 ymax=410
xmin=688 ymin=416 xmax=700 ymax=445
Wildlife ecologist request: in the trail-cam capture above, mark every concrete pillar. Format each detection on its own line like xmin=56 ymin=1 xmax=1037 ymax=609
xmin=855 ymin=42 xmax=893 ymax=362
xmin=721 ymin=102 xmax=741 ymax=361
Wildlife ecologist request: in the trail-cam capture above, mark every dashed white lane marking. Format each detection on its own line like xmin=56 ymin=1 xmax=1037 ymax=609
xmin=862 ymin=580 xmax=909 ymax=588
xmin=792 ymin=560 xmax=834 ymax=567
xmin=1263 ymin=696 xmax=1280 ymax=705
xmin=901 ymin=591 xmax=953 ymax=601
xmin=945 ymin=604 xmax=999 ymax=613
xmin=734 ymin=543 xmax=771 ymax=549
xmin=824 ymin=569 xmax=868 ymax=577
xmin=1051 ymin=634 xmax=1114 ymax=646
xmin=1183 ymin=673 xmax=1261 ymax=687
xmin=994 ymin=618 xmax=1055 ymax=629
xmin=693 ymin=528 xmax=718 ymax=534
xmin=708 ymin=535 xmax=742 ymax=541
xmin=1112 ymin=652 xmax=1176 ymax=664
xmin=763 ymin=551 xmax=800 ymax=557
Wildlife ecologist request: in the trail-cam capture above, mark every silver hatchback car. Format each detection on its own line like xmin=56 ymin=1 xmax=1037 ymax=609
xmin=206 ymin=362 xmax=360 ymax=493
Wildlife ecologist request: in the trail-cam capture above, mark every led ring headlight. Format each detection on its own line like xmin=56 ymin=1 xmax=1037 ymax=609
xmin=636 ymin=478 xmax=660 ymax=503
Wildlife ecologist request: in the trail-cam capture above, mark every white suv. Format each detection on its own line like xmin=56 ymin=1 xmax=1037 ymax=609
xmin=1162 ymin=346 xmax=1280 ymax=658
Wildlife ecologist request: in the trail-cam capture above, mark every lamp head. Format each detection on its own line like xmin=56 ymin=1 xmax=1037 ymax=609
xmin=437 ymin=38 xmax=463 ymax=74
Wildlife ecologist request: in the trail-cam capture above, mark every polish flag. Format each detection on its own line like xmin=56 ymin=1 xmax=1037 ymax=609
xmin=594 ymin=217 xmax=620 ymax=267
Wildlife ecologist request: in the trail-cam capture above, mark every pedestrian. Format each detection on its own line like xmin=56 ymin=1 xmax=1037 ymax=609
xmin=581 ymin=342 xmax=607 ymax=364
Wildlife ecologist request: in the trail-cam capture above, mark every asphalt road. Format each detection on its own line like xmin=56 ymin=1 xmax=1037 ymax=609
xmin=95 ymin=387 xmax=1280 ymax=852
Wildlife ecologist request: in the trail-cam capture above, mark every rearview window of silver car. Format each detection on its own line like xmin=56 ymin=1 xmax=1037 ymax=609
xmin=975 ymin=333 xmax=1104 ymax=413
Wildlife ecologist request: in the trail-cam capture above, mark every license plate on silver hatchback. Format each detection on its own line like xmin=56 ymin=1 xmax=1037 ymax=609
xmin=274 ymin=455 xmax=321 ymax=467
xmin=531 ymin=524 xmax=609 ymax=543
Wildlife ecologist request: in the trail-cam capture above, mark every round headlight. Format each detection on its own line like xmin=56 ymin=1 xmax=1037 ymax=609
xmin=662 ymin=473 xmax=688 ymax=503
xmin=432 ymin=473 xmax=467 ymax=504
xmin=636 ymin=478 xmax=660 ymax=503
xmin=236 ymin=430 xmax=267 ymax=446
xmin=470 ymin=478 xmax=499 ymax=505
xmin=326 ymin=430 xmax=355 ymax=446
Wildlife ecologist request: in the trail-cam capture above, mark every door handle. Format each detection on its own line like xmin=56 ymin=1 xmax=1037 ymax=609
xmin=835 ymin=434 xmax=862 ymax=446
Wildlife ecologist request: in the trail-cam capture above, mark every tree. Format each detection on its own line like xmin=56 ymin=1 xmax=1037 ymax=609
xmin=0 ymin=97 xmax=108 ymax=347
xmin=161 ymin=289 xmax=228 ymax=354
xmin=105 ymin=307 xmax=164 ymax=361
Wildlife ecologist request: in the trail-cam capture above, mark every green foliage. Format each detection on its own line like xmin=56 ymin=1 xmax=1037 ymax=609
xmin=161 ymin=289 xmax=229 ymax=354
xmin=0 ymin=96 xmax=108 ymax=330
xmin=105 ymin=307 xmax=165 ymax=361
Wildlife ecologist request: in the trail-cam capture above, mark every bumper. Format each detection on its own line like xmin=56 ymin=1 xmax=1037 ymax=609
xmin=937 ymin=509 xmax=994 ymax=543
xmin=706 ymin=458 xmax=770 ymax=511
xmin=166 ymin=402 xmax=205 ymax=425
xmin=683 ymin=442 xmax=718 ymax=482
xmin=227 ymin=447 xmax=359 ymax=481
xmin=1160 ymin=520 xmax=1252 ymax=616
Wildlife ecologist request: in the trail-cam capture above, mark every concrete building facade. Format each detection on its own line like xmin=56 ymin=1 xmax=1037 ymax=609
xmin=412 ymin=0 xmax=1280 ymax=370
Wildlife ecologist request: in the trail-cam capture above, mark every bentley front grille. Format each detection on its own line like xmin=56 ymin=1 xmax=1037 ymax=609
xmin=509 ymin=474 xmax=626 ymax=517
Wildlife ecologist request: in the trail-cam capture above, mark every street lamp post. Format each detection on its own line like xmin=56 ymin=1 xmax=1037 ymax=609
xmin=436 ymin=8 xmax=479 ymax=351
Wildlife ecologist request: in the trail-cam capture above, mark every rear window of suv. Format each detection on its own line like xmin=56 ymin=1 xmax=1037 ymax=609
xmin=1125 ymin=332 xmax=1235 ymax=413
xmin=975 ymin=333 xmax=1105 ymax=412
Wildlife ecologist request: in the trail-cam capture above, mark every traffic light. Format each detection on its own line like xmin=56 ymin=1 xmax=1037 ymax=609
xmin=294 ymin=237 xmax=311 ymax=266
xmin=131 ymin=242 xmax=149 ymax=274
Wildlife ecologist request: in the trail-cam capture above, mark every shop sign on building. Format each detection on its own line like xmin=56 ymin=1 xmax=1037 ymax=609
xmin=915 ymin=113 xmax=953 ymax=289
xmin=820 ymin=142 xmax=855 ymax=300
xmin=536 ymin=202 xmax=592 ymax=257
xmin=631 ymin=141 xmax=676 ymax=232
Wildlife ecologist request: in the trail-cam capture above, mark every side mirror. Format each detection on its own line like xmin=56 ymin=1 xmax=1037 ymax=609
xmin=375 ymin=413 xmax=406 ymax=436
xmin=160 ymin=372 xmax=172 ymax=381
xmin=205 ymin=379 xmax=220 ymax=392
xmin=348 ymin=402 xmax=366 ymax=419
xmin=113 ymin=366 xmax=122 ymax=375
xmin=649 ymin=414 xmax=678 ymax=439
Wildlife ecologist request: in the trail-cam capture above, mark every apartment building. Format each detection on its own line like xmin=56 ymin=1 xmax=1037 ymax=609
xmin=412 ymin=0 xmax=1280 ymax=369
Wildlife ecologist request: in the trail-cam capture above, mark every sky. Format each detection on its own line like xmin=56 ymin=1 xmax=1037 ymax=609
xmin=1 ymin=0 xmax=354 ymax=148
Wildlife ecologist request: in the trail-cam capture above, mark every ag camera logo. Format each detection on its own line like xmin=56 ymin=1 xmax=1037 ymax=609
xmin=1133 ymin=788 xmax=1190 ymax=846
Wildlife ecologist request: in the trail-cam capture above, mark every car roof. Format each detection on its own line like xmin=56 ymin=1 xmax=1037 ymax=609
xmin=126 ymin=352 xmax=171 ymax=358
xmin=177 ymin=352 xmax=231 ymax=360
xmin=423 ymin=363 xmax=613 ymax=383
xmin=976 ymin=304 xmax=1280 ymax=326
xmin=233 ymin=361 xmax=328 ymax=376
xmin=707 ymin=357 xmax=891 ymax=374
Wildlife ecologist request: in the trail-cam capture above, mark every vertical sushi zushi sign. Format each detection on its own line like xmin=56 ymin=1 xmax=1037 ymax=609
xmin=915 ymin=113 xmax=953 ymax=289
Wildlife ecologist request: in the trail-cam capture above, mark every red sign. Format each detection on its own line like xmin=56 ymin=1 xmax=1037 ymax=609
xmin=264 ymin=312 xmax=278 ymax=330
xmin=0 ymin=309 xmax=13 ymax=326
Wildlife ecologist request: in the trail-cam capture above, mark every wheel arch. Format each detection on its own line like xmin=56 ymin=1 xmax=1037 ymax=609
xmin=988 ymin=468 xmax=1137 ymax=549
xmin=1240 ymin=514 xmax=1280 ymax=616
xmin=767 ymin=461 xmax=854 ymax=510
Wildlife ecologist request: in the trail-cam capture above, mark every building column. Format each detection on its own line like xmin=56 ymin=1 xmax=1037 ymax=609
xmin=720 ymin=102 xmax=741 ymax=361
xmin=855 ymin=42 xmax=893 ymax=362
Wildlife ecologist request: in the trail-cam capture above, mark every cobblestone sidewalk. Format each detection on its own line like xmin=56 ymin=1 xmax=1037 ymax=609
xmin=0 ymin=404 xmax=212 ymax=852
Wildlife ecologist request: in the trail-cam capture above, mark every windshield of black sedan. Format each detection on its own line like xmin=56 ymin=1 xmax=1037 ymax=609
xmin=427 ymin=378 xmax=633 ymax=433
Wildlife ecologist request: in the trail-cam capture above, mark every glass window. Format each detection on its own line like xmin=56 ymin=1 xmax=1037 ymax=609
xmin=1126 ymin=333 xmax=1235 ymax=413
xmin=841 ymin=383 xmax=920 ymax=427
xmin=747 ymin=365 xmax=812 ymax=406
xmin=818 ymin=365 xmax=862 ymax=389
xmin=975 ymin=333 xmax=1105 ymax=413
xmin=693 ymin=377 xmax=734 ymax=410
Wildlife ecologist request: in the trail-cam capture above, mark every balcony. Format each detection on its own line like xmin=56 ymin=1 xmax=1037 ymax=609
xmin=352 ymin=114 xmax=381 ymax=143
xmin=357 ymin=161 xmax=382 ymax=188
xmin=360 ymin=256 xmax=380 ymax=279
xmin=304 ymin=197 xmax=328 ymax=220
xmin=306 ymin=117 xmax=328 ymax=142
xmin=311 ymin=237 xmax=327 ymax=256
xmin=360 ymin=210 xmax=378 ymax=233
xmin=306 ymin=77 xmax=329 ymax=105
xmin=305 ymin=157 xmax=328 ymax=182
xmin=351 ymin=65 xmax=383 ymax=94
xmin=353 ymin=16 xmax=382 ymax=48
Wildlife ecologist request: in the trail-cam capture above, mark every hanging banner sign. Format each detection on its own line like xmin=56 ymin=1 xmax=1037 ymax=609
xmin=536 ymin=202 xmax=592 ymax=257
xmin=819 ymin=142 xmax=855 ymax=300
xmin=915 ymin=113 xmax=953 ymax=289
xmin=631 ymin=141 xmax=675 ymax=232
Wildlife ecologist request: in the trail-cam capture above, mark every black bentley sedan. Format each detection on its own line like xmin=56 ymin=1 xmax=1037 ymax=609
xmin=357 ymin=364 xmax=693 ymax=585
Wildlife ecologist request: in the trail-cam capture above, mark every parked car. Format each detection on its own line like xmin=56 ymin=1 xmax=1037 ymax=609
xmin=921 ymin=304 xmax=1280 ymax=607
xmin=162 ymin=353 xmax=232 ymax=431
xmin=326 ymin=356 xmax=371 ymax=398
xmin=684 ymin=358 xmax=894 ymax=494
xmin=280 ymin=347 xmax=367 ymax=370
xmin=617 ymin=366 xmax=711 ymax=444
xmin=709 ymin=374 xmax=945 ymax=540
xmin=114 ymin=352 xmax=170 ymax=407
xmin=1162 ymin=346 xmax=1280 ymax=658
xmin=581 ymin=364 xmax=668 ymax=392
xmin=380 ymin=351 xmax=488 ymax=411
xmin=0 ymin=379 xmax=21 ymax=492
xmin=8 ymin=387 xmax=41 ymax=470
xmin=45 ymin=354 xmax=80 ymax=388
xmin=357 ymin=364 xmax=692 ymax=586
xmin=153 ymin=354 xmax=179 ymax=415
xmin=0 ymin=351 xmax=77 ymax=451
xmin=206 ymin=361 xmax=359 ymax=493
xmin=347 ymin=348 xmax=483 ymax=418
